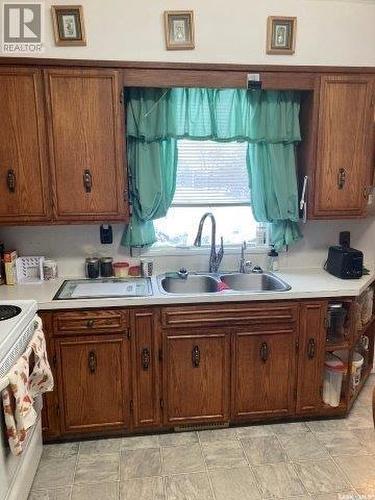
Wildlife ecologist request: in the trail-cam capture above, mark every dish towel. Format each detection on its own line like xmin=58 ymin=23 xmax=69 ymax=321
xmin=1 ymin=316 xmax=54 ymax=455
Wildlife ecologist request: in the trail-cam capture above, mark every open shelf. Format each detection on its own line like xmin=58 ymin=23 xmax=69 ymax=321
xmin=325 ymin=341 xmax=350 ymax=352
xmin=348 ymin=364 xmax=372 ymax=409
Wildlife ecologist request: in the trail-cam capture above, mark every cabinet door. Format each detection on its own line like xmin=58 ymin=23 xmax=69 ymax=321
xmin=163 ymin=331 xmax=230 ymax=425
xmin=296 ymin=302 xmax=327 ymax=414
xmin=56 ymin=334 xmax=129 ymax=434
xmin=314 ymin=76 xmax=374 ymax=217
xmin=45 ymin=68 xmax=128 ymax=221
xmin=130 ymin=309 xmax=161 ymax=429
xmin=39 ymin=312 xmax=60 ymax=441
xmin=0 ymin=67 xmax=51 ymax=223
xmin=232 ymin=327 xmax=297 ymax=419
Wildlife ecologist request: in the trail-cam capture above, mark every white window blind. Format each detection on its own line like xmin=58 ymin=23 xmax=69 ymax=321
xmin=173 ymin=139 xmax=250 ymax=206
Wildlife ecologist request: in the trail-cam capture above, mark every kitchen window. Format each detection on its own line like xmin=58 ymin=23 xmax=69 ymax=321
xmin=153 ymin=139 xmax=267 ymax=249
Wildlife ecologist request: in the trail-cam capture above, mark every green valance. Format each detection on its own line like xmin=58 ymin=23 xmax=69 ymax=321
xmin=127 ymin=88 xmax=301 ymax=144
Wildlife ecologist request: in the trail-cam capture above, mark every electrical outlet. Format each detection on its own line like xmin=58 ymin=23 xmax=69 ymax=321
xmin=100 ymin=225 xmax=113 ymax=244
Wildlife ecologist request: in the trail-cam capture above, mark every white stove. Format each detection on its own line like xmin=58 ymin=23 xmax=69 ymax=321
xmin=0 ymin=299 xmax=42 ymax=500
xmin=0 ymin=300 xmax=38 ymax=376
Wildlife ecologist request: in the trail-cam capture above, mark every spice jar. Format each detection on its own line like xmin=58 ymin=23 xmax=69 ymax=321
xmin=100 ymin=257 xmax=113 ymax=277
xmin=85 ymin=257 xmax=100 ymax=279
xmin=113 ymin=262 xmax=129 ymax=278
xmin=43 ymin=259 xmax=58 ymax=280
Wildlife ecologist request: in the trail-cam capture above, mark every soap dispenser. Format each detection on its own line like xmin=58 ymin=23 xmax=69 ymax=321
xmin=267 ymin=245 xmax=279 ymax=272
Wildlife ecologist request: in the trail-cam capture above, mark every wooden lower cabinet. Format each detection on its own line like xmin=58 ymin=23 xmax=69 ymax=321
xmin=39 ymin=312 xmax=60 ymax=440
xmin=296 ymin=302 xmax=327 ymax=414
xmin=231 ymin=327 xmax=297 ymax=420
xmin=55 ymin=333 xmax=130 ymax=434
xmin=41 ymin=300 xmax=369 ymax=441
xmin=130 ymin=309 xmax=161 ymax=429
xmin=162 ymin=330 xmax=230 ymax=425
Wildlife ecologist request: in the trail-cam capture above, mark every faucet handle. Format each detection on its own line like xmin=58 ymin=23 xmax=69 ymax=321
xmin=177 ymin=268 xmax=189 ymax=279
xmin=243 ymin=261 xmax=252 ymax=274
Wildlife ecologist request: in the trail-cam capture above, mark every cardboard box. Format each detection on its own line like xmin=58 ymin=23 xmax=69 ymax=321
xmin=4 ymin=250 xmax=17 ymax=285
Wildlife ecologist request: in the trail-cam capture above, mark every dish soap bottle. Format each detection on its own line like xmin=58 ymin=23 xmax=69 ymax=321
xmin=267 ymin=245 xmax=279 ymax=272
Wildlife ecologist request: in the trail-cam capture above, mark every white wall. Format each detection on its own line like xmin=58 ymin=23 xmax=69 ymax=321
xmin=1 ymin=0 xmax=375 ymax=66
xmin=1 ymin=217 xmax=374 ymax=277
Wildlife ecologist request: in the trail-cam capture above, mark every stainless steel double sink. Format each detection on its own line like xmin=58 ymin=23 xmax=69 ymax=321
xmin=157 ymin=272 xmax=291 ymax=295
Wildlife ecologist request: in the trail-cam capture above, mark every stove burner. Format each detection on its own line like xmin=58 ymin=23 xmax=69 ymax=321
xmin=0 ymin=305 xmax=22 ymax=321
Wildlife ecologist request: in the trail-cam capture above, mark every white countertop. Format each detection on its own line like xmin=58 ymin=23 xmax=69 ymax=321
xmin=0 ymin=268 xmax=374 ymax=310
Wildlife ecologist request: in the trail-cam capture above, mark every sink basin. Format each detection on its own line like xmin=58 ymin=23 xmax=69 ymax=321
xmin=159 ymin=274 xmax=219 ymax=294
xmin=219 ymin=272 xmax=291 ymax=292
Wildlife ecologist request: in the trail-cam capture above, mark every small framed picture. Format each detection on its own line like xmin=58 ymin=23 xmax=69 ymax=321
xmin=51 ymin=5 xmax=86 ymax=46
xmin=266 ymin=16 xmax=297 ymax=55
xmin=164 ymin=11 xmax=195 ymax=50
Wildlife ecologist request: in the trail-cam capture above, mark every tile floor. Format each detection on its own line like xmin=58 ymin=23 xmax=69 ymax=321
xmin=29 ymin=376 xmax=375 ymax=500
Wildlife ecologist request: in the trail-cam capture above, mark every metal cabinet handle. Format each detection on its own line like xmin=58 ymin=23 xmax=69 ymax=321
xmin=337 ymin=168 xmax=346 ymax=190
xmin=7 ymin=169 xmax=16 ymax=193
xmin=192 ymin=345 xmax=200 ymax=368
xmin=260 ymin=342 xmax=269 ymax=363
xmin=86 ymin=319 xmax=95 ymax=328
xmin=88 ymin=351 xmax=97 ymax=373
xmin=83 ymin=169 xmax=93 ymax=193
xmin=307 ymin=338 xmax=316 ymax=359
xmin=141 ymin=347 xmax=151 ymax=370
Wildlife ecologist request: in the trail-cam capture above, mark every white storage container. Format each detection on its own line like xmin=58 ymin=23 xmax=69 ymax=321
xmin=323 ymin=354 xmax=346 ymax=407
xmin=333 ymin=350 xmax=364 ymax=390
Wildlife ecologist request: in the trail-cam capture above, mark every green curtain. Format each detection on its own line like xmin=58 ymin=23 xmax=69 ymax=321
xmin=122 ymin=87 xmax=301 ymax=248
xmin=121 ymin=137 xmax=177 ymax=247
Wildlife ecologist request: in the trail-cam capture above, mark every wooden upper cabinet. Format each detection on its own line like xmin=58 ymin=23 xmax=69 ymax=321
xmin=0 ymin=67 xmax=51 ymax=223
xmin=313 ymin=75 xmax=374 ymax=217
xmin=44 ymin=68 xmax=128 ymax=222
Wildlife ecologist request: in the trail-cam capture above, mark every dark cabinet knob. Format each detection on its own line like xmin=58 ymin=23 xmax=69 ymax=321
xmin=307 ymin=338 xmax=316 ymax=359
xmin=192 ymin=345 xmax=200 ymax=368
xmin=83 ymin=169 xmax=93 ymax=193
xmin=88 ymin=351 xmax=97 ymax=373
xmin=337 ymin=168 xmax=346 ymax=190
xmin=7 ymin=169 xmax=16 ymax=193
xmin=86 ymin=319 xmax=95 ymax=328
xmin=260 ymin=342 xmax=269 ymax=363
xmin=141 ymin=347 xmax=151 ymax=370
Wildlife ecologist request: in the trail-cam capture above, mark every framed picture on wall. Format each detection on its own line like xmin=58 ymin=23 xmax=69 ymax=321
xmin=51 ymin=5 xmax=86 ymax=46
xmin=266 ymin=16 xmax=297 ymax=55
xmin=164 ymin=11 xmax=195 ymax=50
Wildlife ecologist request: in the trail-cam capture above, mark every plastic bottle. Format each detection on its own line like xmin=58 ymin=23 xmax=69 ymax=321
xmin=267 ymin=245 xmax=279 ymax=272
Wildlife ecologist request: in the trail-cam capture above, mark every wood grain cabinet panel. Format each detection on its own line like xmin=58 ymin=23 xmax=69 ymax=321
xmin=162 ymin=303 xmax=298 ymax=328
xmin=53 ymin=309 xmax=129 ymax=336
xmin=44 ymin=68 xmax=128 ymax=222
xmin=39 ymin=312 xmax=60 ymax=440
xmin=163 ymin=330 xmax=230 ymax=425
xmin=313 ymin=75 xmax=374 ymax=217
xmin=296 ymin=302 xmax=327 ymax=414
xmin=56 ymin=334 xmax=130 ymax=434
xmin=231 ymin=327 xmax=297 ymax=420
xmin=0 ymin=67 xmax=51 ymax=223
xmin=130 ymin=309 xmax=161 ymax=428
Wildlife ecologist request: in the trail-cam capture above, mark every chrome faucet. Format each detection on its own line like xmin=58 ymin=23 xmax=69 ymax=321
xmin=193 ymin=212 xmax=224 ymax=273
xmin=239 ymin=241 xmax=252 ymax=274
xmin=239 ymin=241 xmax=246 ymax=273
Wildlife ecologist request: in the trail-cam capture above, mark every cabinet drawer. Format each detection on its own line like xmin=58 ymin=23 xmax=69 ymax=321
xmin=162 ymin=303 xmax=298 ymax=328
xmin=53 ymin=309 xmax=129 ymax=335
